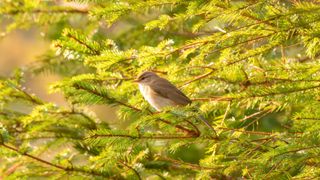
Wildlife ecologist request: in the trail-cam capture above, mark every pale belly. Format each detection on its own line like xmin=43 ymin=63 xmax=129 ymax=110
xmin=139 ymin=84 xmax=176 ymax=111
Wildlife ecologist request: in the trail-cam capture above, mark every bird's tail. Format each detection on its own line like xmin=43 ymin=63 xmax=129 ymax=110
xmin=197 ymin=115 xmax=218 ymax=137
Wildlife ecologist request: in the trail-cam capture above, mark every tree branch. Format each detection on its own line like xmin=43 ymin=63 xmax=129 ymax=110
xmin=218 ymin=127 xmax=303 ymax=136
xmin=158 ymin=118 xmax=199 ymax=136
xmin=87 ymin=133 xmax=204 ymax=140
xmin=156 ymin=156 xmax=225 ymax=170
xmin=0 ymin=142 xmax=111 ymax=177
xmin=192 ymin=97 xmax=233 ymax=102
xmin=273 ymin=145 xmax=320 ymax=158
xmin=65 ymin=33 xmax=100 ymax=55
xmin=3 ymin=8 xmax=88 ymax=16
xmin=73 ymin=83 xmax=142 ymax=112
xmin=118 ymin=160 xmax=142 ymax=180
xmin=180 ymin=70 xmax=215 ymax=88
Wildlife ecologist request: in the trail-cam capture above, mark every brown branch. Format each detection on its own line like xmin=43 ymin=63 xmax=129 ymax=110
xmin=180 ymin=70 xmax=215 ymax=88
xmin=250 ymin=136 xmax=278 ymax=142
xmin=75 ymin=111 xmax=98 ymax=129
xmin=158 ymin=118 xmax=198 ymax=136
xmin=192 ymin=97 xmax=233 ymax=102
xmin=243 ymin=110 xmax=272 ymax=129
xmin=48 ymin=110 xmax=98 ymax=129
xmin=221 ymin=101 xmax=231 ymax=126
xmin=103 ymin=77 xmax=134 ymax=81
xmin=156 ymin=156 xmax=225 ymax=170
xmin=188 ymin=66 xmax=216 ymax=70
xmin=0 ymin=142 xmax=109 ymax=177
xmin=211 ymin=34 xmax=273 ymax=55
xmin=165 ymin=30 xmax=220 ymax=38
xmin=87 ymin=133 xmax=201 ymax=140
xmin=272 ymin=145 xmax=320 ymax=159
xmin=1 ymin=143 xmax=66 ymax=170
xmin=73 ymin=84 xmax=142 ymax=112
xmin=8 ymin=83 xmax=44 ymax=105
xmin=245 ymin=138 xmax=274 ymax=158
xmin=266 ymin=77 xmax=320 ymax=83
xmin=264 ymin=158 xmax=285 ymax=178
xmin=118 ymin=160 xmax=142 ymax=180
xmin=298 ymin=53 xmax=320 ymax=63
xmin=209 ymin=76 xmax=320 ymax=86
xmin=65 ymin=33 xmax=100 ymax=55
xmin=242 ymin=84 xmax=320 ymax=98
xmin=176 ymin=35 xmax=275 ymax=88
xmin=218 ymin=127 xmax=275 ymax=135
xmin=194 ymin=83 xmax=320 ymax=103
xmin=18 ymin=135 xmax=83 ymax=141
xmin=240 ymin=110 xmax=271 ymax=122
xmin=214 ymin=2 xmax=271 ymax=23
xmin=2 ymin=162 xmax=22 ymax=177
xmin=3 ymin=8 xmax=88 ymax=15
xmin=295 ymin=117 xmax=320 ymax=121
xmin=225 ymin=46 xmax=275 ymax=67
xmin=184 ymin=119 xmax=201 ymax=137
xmin=219 ymin=127 xmax=303 ymax=136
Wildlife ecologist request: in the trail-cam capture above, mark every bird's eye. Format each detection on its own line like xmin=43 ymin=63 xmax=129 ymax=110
xmin=140 ymin=77 xmax=145 ymax=80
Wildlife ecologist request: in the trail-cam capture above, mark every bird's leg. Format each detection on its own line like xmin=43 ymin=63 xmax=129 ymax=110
xmin=197 ymin=115 xmax=218 ymax=139
xmin=184 ymin=119 xmax=201 ymax=137
xmin=158 ymin=118 xmax=199 ymax=136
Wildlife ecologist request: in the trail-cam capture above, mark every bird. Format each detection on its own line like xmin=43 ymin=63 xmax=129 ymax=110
xmin=134 ymin=71 xmax=216 ymax=134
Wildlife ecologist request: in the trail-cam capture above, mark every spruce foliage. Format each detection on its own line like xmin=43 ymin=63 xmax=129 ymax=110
xmin=1 ymin=0 xmax=320 ymax=179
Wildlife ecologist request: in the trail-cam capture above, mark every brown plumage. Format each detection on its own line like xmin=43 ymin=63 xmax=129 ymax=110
xmin=135 ymin=71 xmax=191 ymax=111
xmin=135 ymin=71 xmax=217 ymax=135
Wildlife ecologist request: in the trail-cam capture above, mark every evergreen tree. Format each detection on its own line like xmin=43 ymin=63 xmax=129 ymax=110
xmin=1 ymin=0 xmax=320 ymax=179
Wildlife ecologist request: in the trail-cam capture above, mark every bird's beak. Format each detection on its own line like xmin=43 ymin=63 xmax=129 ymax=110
xmin=133 ymin=79 xmax=140 ymax=83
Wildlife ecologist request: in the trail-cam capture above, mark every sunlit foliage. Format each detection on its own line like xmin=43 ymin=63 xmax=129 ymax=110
xmin=1 ymin=0 xmax=320 ymax=179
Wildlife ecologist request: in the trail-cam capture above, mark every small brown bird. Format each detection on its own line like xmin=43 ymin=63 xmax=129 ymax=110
xmin=135 ymin=71 xmax=191 ymax=111
xmin=135 ymin=71 xmax=216 ymax=133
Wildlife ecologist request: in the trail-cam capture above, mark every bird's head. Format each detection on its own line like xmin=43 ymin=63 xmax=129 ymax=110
xmin=134 ymin=71 xmax=159 ymax=85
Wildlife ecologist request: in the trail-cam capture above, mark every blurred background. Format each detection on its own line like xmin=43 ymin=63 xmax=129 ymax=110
xmin=0 ymin=27 xmax=118 ymax=125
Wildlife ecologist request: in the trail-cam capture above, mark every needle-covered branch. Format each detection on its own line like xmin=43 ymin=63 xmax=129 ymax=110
xmin=1 ymin=0 xmax=320 ymax=179
xmin=0 ymin=142 xmax=111 ymax=177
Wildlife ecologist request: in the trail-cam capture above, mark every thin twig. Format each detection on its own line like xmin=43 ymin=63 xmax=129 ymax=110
xmin=0 ymin=142 xmax=109 ymax=177
xmin=1 ymin=143 xmax=65 ymax=170
xmin=118 ymin=160 xmax=142 ymax=180
xmin=273 ymin=145 xmax=320 ymax=158
xmin=221 ymin=101 xmax=231 ymax=126
xmin=295 ymin=117 xmax=320 ymax=121
xmin=158 ymin=118 xmax=198 ymax=136
xmin=8 ymin=81 xmax=44 ymax=105
xmin=243 ymin=110 xmax=271 ymax=129
xmin=220 ymin=127 xmax=303 ymax=136
xmin=180 ymin=71 xmax=215 ymax=88
xmin=74 ymin=84 xmax=142 ymax=112
xmin=192 ymin=97 xmax=233 ymax=102
xmin=66 ymin=33 xmax=100 ymax=55
xmin=156 ymin=156 xmax=225 ymax=170
xmin=184 ymin=119 xmax=201 ymax=137
xmin=239 ymin=110 xmax=270 ymax=122
xmin=3 ymin=8 xmax=88 ymax=15
xmin=87 ymin=133 xmax=202 ymax=140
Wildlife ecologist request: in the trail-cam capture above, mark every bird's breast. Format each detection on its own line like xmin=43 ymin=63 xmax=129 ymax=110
xmin=139 ymin=84 xmax=176 ymax=111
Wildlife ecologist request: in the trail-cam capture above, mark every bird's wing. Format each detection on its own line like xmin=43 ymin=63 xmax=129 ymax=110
xmin=149 ymin=78 xmax=192 ymax=105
